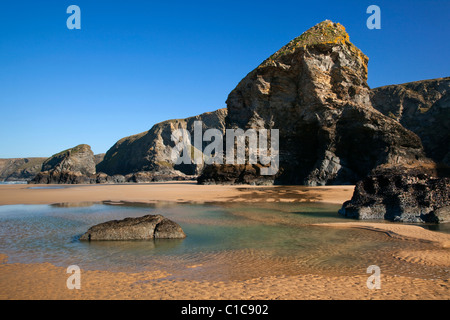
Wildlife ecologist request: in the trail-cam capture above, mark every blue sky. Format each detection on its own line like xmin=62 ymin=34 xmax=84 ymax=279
xmin=0 ymin=0 xmax=449 ymax=158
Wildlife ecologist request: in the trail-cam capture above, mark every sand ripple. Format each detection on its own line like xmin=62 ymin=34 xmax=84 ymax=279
xmin=393 ymin=249 xmax=450 ymax=267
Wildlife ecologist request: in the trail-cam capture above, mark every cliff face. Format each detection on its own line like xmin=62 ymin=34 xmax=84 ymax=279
xmin=28 ymin=108 xmax=227 ymax=184
xmin=370 ymin=77 xmax=450 ymax=166
xmin=94 ymin=153 xmax=105 ymax=165
xmin=96 ymin=108 xmax=227 ymax=176
xmin=23 ymin=21 xmax=446 ymax=189
xmin=339 ymin=78 xmax=450 ymax=223
xmin=0 ymin=153 xmax=107 ymax=183
xmin=198 ymin=20 xmax=428 ymax=186
xmin=0 ymin=158 xmax=46 ymax=182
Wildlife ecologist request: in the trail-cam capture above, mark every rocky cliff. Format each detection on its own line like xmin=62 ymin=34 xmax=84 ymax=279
xmin=370 ymin=77 xmax=450 ymax=166
xmin=94 ymin=153 xmax=105 ymax=165
xmin=96 ymin=108 xmax=227 ymax=177
xmin=30 ymin=144 xmax=97 ymax=184
xmin=0 ymin=158 xmax=46 ymax=182
xmin=198 ymin=20 xmax=428 ymax=185
xmin=25 ymin=21 xmax=447 ymax=189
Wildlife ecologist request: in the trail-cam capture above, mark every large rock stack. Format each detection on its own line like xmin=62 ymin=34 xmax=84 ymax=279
xmin=198 ymin=20 xmax=428 ymax=186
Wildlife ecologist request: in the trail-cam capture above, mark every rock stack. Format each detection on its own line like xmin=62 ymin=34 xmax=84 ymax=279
xmin=198 ymin=20 xmax=428 ymax=186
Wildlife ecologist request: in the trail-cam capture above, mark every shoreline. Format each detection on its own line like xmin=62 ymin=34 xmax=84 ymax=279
xmin=314 ymin=222 xmax=450 ymax=248
xmin=1 ymin=182 xmax=449 ymax=300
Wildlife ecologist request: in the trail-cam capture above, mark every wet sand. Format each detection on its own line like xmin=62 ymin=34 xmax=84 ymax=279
xmin=1 ymin=256 xmax=448 ymax=300
xmin=0 ymin=182 xmax=355 ymax=206
xmin=1 ymin=182 xmax=449 ymax=300
xmin=316 ymin=222 xmax=450 ymax=248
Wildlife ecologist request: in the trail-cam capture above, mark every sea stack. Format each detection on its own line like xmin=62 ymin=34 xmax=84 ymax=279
xmin=30 ymin=144 xmax=96 ymax=184
xmin=198 ymin=20 xmax=429 ymax=186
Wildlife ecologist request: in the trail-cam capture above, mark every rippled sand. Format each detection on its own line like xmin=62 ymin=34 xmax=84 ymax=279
xmin=316 ymin=222 xmax=450 ymax=248
xmin=393 ymin=249 xmax=450 ymax=267
xmin=1 ymin=258 xmax=449 ymax=300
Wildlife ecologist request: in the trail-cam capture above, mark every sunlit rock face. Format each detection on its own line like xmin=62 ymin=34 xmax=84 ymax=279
xmin=199 ymin=20 xmax=427 ymax=186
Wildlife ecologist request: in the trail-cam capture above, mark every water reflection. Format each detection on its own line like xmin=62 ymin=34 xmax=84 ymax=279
xmin=420 ymin=223 xmax=450 ymax=233
xmin=51 ymin=202 xmax=98 ymax=208
xmin=81 ymin=238 xmax=185 ymax=252
xmin=28 ymin=186 xmax=68 ymax=190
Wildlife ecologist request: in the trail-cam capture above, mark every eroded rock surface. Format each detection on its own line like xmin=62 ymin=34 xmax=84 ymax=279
xmin=96 ymin=109 xmax=227 ymax=178
xmin=339 ymin=167 xmax=450 ymax=223
xmin=30 ymin=144 xmax=97 ymax=184
xmin=370 ymin=77 xmax=450 ymax=166
xmin=80 ymin=214 xmax=186 ymax=241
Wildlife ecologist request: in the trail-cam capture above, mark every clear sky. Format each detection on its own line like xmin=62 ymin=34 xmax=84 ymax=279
xmin=0 ymin=0 xmax=449 ymax=158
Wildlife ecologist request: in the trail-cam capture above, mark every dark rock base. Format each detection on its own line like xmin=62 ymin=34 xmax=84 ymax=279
xmin=339 ymin=167 xmax=450 ymax=223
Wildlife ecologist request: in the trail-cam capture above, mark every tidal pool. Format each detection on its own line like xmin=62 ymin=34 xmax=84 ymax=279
xmin=0 ymin=201 xmax=447 ymax=281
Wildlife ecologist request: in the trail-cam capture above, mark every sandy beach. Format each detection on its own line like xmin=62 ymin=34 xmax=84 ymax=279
xmin=1 ymin=182 xmax=449 ymax=300
xmin=0 ymin=182 xmax=355 ymax=206
xmin=1 ymin=257 xmax=449 ymax=300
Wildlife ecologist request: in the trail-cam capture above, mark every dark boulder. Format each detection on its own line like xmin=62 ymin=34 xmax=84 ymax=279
xmin=197 ymin=164 xmax=275 ymax=185
xmin=339 ymin=167 xmax=450 ymax=223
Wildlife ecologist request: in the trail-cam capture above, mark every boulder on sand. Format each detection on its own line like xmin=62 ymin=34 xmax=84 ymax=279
xmin=80 ymin=214 xmax=186 ymax=241
xmin=339 ymin=167 xmax=450 ymax=223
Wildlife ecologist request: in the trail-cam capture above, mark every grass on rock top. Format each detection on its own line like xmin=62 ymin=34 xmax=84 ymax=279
xmin=261 ymin=20 xmax=367 ymax=69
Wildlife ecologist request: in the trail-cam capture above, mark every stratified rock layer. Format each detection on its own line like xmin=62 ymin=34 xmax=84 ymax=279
xmin=339 ymin=167 xmax=450 ymax=223
xmin=198 ymin=20 xmax=428 ymax=186
xmin=79 ymin=215 xmax=186 ymax=240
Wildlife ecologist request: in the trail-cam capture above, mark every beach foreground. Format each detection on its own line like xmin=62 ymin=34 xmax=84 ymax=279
xmin=0 ymin=182 xmax=449 ymax=300
xmin=1 ymin=255 xmax=449 ymax=300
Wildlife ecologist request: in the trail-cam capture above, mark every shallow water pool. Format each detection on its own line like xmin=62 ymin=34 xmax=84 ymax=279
xmin=0 ymin=201 xmax=447 ymax=281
